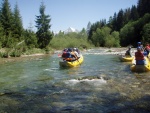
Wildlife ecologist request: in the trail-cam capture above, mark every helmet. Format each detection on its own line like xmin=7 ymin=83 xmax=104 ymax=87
xmin=137 ymin=42 xmax=141 ymax=44
xmin=73 ymin=48 xmax=77 ymax=51
xmin=68 ymin=48 xmax=72 ymax=52
xmin=63 ymin=48 xmax=67 ymax=51
xmin=137 ymin=47 xmax=141 ymax=50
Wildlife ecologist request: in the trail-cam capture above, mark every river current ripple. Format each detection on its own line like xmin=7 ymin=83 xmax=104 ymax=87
xmin=0 ymin=48 xmax=150 ymax=113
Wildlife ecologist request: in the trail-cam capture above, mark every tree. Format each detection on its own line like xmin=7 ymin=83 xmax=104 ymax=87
xmin=130 ymin=5 xmax=139 ymax=21
xmin=86 ymin=21 xmax=91 ymax=35
xmin=0 ymin=0 xmax=14 ymax=47
xmin=24 ymin=29 xmax=37 ymax=48
xmin=0 ymin=22 xmax=4 ymax=48
xmin=111 ymin=31 xmax=120 ymax=47
xmin=123 ymin=8 xmax=131 ymax=24
xmin=35 ymin=2 xmax=52 ymax=48
xmin=12 ymin=3 xmax=23 ymax=41
xmin=111 ymin=12 xmax=117 ymax=31
xmin=120 ymin=22 xmax=135 ymax=46
xmin=142 ymin=23 xmax=150 ymax=43
xmin=116 ymin=9 xmax=124 ymax=31
xmin=0 ymin=0 xmax=13 ymax=36
xmin=137 ymin=0 xmax=150 ymax=17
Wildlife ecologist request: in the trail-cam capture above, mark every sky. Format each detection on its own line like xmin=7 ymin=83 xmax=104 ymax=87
xmin=8 ymin=0 xmax=138 ymax=32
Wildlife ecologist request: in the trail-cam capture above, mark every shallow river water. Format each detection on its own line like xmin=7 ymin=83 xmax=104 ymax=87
xmin=0 ymin=48 xmax=150 ymax=113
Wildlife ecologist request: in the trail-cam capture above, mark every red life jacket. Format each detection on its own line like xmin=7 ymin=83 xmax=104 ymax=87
xmin=135 ymin=51 xmax=144 ymax=60
xmin=62 ymin=52 xmax=67 ymax=58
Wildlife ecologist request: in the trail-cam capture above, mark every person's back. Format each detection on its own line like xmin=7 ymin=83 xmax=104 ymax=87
xmin=135 ymin=47 xmax=145 ymax=65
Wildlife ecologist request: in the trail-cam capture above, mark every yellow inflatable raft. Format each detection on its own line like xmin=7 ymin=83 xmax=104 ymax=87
xmin=59 ymin=55 xmax=84 ymax=67
xmin=130 ymin=57 xmax=150 ymax=72
xmin=119 ymin=55 xmax=134 ymax=62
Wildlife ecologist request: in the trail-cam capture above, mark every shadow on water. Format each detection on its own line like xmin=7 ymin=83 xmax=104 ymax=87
xmin=0 ymin=49 xmax=150 ymax=113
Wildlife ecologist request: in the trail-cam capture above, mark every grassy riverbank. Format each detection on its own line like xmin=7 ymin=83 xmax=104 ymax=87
xmin=0 ymin=46 xmax=136 ymax=65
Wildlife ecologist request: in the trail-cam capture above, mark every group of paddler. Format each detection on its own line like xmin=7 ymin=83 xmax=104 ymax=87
xmin=125 ymin=42 xmax=150 ymax=65
xmin=61 ymin=48 xmax=81 ymax=62
xmin=122 ymin=42 xmax=150 ymax=72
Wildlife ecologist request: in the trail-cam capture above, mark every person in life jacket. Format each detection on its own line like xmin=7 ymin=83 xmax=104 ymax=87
xmin=125 ymin=47 xmax=132 ymax=57
xmin=62 ymin=48 xmax=75 ymax=61
xmin=144 ymin=43 xmax=150 ymax=57
xmin=135 ymin=47 xmax=146 ymax=65
xmin=73 ymin=48 xmax=80 ymax=58
xmin=70 ymin=48 xmax=78 ymax=61
xmin=137 ymin=42 xmax=144 ymax=51
xmin=61 ymin=48 xmax=68 ymax=58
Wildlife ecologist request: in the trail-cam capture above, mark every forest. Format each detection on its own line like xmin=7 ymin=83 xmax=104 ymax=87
xmin=0 ymin=0 xmax=150 ymax=58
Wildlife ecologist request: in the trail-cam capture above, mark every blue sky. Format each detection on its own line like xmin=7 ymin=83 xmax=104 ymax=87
xmin=8 ymin=0 xmax=138 ymax=32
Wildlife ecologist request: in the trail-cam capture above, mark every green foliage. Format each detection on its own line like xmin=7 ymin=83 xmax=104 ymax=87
xmin=0 ymin=0 xmax=150 ymax=56
xmin=35 ymin=2 xmax=53 ymax=49
xmin=22 ymin=48 xmax=46 ymax=55
xmin=89 ymin=26 xmax=120 ymax=47
xmin=116 ymin=9 xmax=124 ymax=31
xmin=50 ymin=32 xmax=94 ymax=49
xmin=142 ymin=23 xmax=150 ymax=43
xmin=24 ymin=30 xmax=37 ymax=48
xmin=120 ymin=22 xmax=135 ymax=46
xmin=130 ymin=5 xmax=139 ymax=21
xmin=137 ymin=0 xmax=150 ymax=17
xmin=10 ymin=50 xmax=21 ymax=57
xmin=120 ymin=13 xmax=150 ymax=46
xmin=0 ymin=0 xmax=13 ymax=37
xmin=12 ymin=3 xmax=23 ymax=41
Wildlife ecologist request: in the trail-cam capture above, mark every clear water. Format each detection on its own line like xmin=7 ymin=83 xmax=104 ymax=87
xmin=0 ymin=48 xmax=150 ymax=113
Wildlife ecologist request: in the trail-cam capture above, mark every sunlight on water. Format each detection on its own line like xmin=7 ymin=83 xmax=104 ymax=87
xmin=0 ymin=48 xmax=150 ymax=113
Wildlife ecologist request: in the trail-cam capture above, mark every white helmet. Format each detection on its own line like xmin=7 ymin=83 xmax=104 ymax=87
xmin=73 ymin=48 xmax=77 ymax=51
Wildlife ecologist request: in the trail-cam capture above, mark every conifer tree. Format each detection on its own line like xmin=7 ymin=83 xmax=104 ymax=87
xmin=35 ymin=2 xmax=52 ymax=48
xmin=0 ymin=0 xmax=14 ymax=47
xmin=0 ymin=0 xmax=13 ymax=36
xmin=130 ymin=5 xmax=139 ymax=21
xmin=137 ymin=0 xmax=150 ymax=17
xmin=12 ymin=3 xmax=23 ymax=41
xmin=116 ymin=9 xmax=124 ymax=31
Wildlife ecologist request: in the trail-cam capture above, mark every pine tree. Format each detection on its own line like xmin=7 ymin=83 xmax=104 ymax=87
xmin=12 ymin=3 xmax=23 ymax=41
xmin=86 ymin=21 xmax=91 ymax=35
xmin=137 ymin=0 xmax=150 ymax=17
xmin=116 ymin=9 xmax=124 ymax=31
xmin=0 ymin=0 xmax=14 ymax=47
xmin=130 ymin=5 xmax=139 ymax=21
xmin=35 ymin=2 xmax=52 ymax=49
xmin=111 ymin=13 xmax=117 ymax=31
xmin=0 ymin=0 xmax=13 ymax=36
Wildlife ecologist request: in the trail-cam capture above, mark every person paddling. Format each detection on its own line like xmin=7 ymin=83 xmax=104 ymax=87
xmin=125 ymin=47 xmax=132 ymax=57
xmin=144 ymin=43 xmax=150 ymax=57
xmin=135 ymin=47 xmax=145 ymax=65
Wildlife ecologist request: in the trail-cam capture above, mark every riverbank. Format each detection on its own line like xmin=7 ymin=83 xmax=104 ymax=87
xmin=0 ymin=47 xmax=136 ymax=64
xmin=0 ymin=53 xmax=51 ymax=64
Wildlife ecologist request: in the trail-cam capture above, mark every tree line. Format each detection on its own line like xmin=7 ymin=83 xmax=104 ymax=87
xmin=0 ymin=0 xmax=52 ymax=57
xmin=0 ymin=0 xmax=150 ymax=58
xmin=88 ymin=0 xmax=150 ymax=47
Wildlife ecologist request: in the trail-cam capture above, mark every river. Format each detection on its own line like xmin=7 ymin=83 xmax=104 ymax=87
xmin=0 ymin=48 xmax=150 ymax=113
